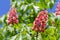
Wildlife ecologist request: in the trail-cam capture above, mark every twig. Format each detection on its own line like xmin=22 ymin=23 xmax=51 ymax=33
xmin=36 ymin=31 xmax=38 ymax=40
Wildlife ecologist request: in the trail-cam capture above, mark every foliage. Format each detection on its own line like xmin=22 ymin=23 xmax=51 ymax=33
xmin=1 ymin=0 xmax=60 ymax=40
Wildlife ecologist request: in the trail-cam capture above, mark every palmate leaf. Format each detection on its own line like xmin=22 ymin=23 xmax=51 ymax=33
xmin=37 ymin=0 xmax=56 ymax=10
xmin=41 ymin=27 xmax=57 ymax=40
xmin=48 ymin=35 xmax=56 ymax=40
xmin=17 ymin=3 xmax=38 ymax=23
xmin=45 ymin=27 xmax=56 ymax=35
xmin=9 ymin=33 xmax=32 ymax=40
xmin=8 ymin=23 xmax=34 ymax=40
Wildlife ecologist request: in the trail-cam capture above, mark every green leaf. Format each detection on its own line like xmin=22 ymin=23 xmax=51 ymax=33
xmin=45 ymin=27 xmax=55 ymax=35
xmin=49 ymin=2 xmax=54 ymax=9
xmin=0 ymin=20 xmax=2 ymax=24
xmin=12 ymin=0 xmax=15 ymax=2
xmin=45 ymin=0 xmax=50 ymax=3
xmin=4 ymin=15 xmax=7 ymax=24
xmin=24 ymin=0 xmax=36 ymax=4
xmin=37 ymin=2 xmax=43 ymax=10
xmin=0 ymin=33 xmax=4 ymax=40
xmin=48 ymin=35 xmax=56 ymax=40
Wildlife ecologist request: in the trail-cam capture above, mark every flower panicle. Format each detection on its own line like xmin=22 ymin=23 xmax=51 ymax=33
xmin=55 ymin=2 xmax=60 ymax=15
xmin=6 ymin=7 xmax=19 ymax=24
xmin=32 ymin=10 xmax=48 ymax=32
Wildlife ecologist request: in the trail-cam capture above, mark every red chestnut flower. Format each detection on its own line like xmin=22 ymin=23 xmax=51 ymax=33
xmin=32 ymin=10 xmax=48 ymax=32
xmin=6 ymin=7 xmax=19 ymax=24
xmin=55 ymin=2 xmax=60 ymax=15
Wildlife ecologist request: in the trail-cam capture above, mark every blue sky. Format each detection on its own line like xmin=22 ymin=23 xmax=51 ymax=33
xmin=0 ymin=0 xmax=10 ymax=16
xmin=0 ymin=0 xmax=60 ymax=16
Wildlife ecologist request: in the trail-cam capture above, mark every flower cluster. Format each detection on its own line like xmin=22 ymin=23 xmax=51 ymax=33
xmin=55 ymin=2 xmax=60 ymax=15
xmin=32 ymin=10 xmax=48 ymax=32
xmin=6 ymin=7 xmax=19 ymax=24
